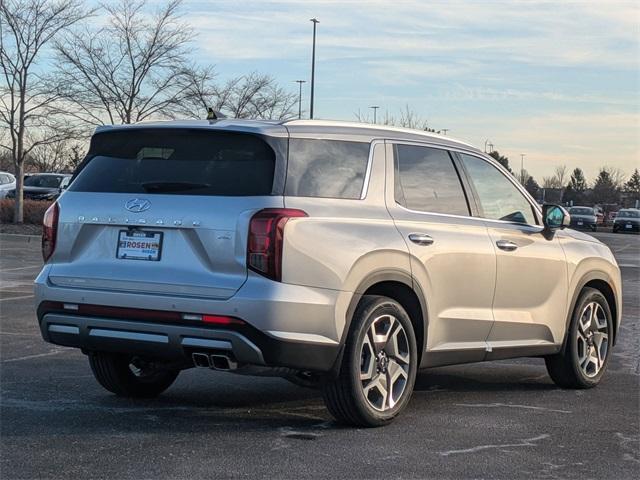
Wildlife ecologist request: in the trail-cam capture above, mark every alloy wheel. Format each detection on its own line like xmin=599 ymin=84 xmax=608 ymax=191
xmin=576 ymin=301 xmax=609 ymax=378
xmin=359 ymin=314 xmax=411 ymax=411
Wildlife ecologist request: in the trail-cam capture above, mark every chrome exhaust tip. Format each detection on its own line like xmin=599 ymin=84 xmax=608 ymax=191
xmin=209 ymin=354 xmax=237 ymax=371
xmin=192 ymin=352 xmax=211 ymax=368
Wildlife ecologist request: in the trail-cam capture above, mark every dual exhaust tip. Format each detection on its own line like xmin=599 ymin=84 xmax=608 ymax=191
xmin=192 ymin=352 xmax=238 ymax=371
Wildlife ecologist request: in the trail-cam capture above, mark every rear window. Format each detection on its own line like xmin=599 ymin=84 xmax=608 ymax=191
xmin=569 ymin=207 xmax=594 ymax=215
xmin=70 ymin=129 xmax=276 ymax=196
xmin=618 ymin=210 xmax=639 ymax=218
xmin=25 ymin=175 xmax=63 ymax=188
xmin=285 ymin=139 xmax=370 ymax=199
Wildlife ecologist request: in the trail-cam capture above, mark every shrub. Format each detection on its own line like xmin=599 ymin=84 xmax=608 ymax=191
xmin=0 ymin=199 xmax=53 ymax=225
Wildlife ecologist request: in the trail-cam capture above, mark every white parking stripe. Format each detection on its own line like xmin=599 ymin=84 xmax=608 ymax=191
xmin=0 ymin=294 xmax=35 ymax=302
xmin=0 ymin=265 xmax=42 ymax=272
xmin=2 ymin=350 xmax=67 ymax=363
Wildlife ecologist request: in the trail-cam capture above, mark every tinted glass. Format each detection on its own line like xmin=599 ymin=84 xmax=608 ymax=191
xmin=569 ymin=207 xmax=594 ymax=215
xmin=460 ymin=153 xmax=536 ymax=225
xmin=285 ymin=139 xmax=370 ymax=199
xmin=394 ymin=144 xmax=469 ymax=215
xmin=618 ymin=210 xmax=639 ymax=218
xmin=24 ymin=175 xmax=62 ymax=188
xmin=71 ymin=130 xmax=275 ymax=196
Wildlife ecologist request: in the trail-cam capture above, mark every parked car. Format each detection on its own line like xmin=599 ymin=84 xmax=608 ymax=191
xmin=6 ymin=173 xmax=71 ymax=200
xmin=568 ymin=206 xmax=598 ymax=232
xmin=0 ymin=171 xmax=16 ymax=198
xmin=35 ymin=120 xmax=622 ymax=427
xmin=613 ymin=208 xmax=640 ymax=233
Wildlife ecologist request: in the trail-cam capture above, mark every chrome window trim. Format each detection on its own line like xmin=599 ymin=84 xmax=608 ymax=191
xmin=360 ymin=139 xmax=385 ymax=200
xmin=387 ymin=139 xmax=542 ymax=228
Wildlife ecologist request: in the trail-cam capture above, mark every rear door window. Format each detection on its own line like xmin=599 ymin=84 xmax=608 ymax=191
xmin=394 ymin=144 xmax=470 ymax=216
xmin=285 ymin=139 xmax=370 ymax=199
xmin=70 ymin=129 xmax=276 ymax=196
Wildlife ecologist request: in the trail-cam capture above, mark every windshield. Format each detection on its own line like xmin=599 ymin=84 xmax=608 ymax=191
xmin=618 ymin=210 xmax=640 ymax=218
xmin=24 ymin=175 xmax=63 ymax=188
xmin=71 ymin=129 xmax=276 ymax=196
xmin=569 ymin=207 xmax=594 ymax=215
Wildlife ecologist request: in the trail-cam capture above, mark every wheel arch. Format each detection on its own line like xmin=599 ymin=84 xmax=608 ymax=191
xmin=330 ymin=270 xmax=428 ymax=375
xmin=564 ymin=271 xmax=619 ymax=349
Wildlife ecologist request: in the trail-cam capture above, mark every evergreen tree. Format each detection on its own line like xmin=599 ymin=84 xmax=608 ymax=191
xmin=625 ymin=169 xmax=640 ymax=198
xmin=591 ymin=168 xmax=620 ymax=204
xmin=564 ymin=168 xmax=588 ymax=205
xmin=488 ymin=151 xmax=513 ymax=174
xmin=524 ymin=176 xmax=540 ymax=200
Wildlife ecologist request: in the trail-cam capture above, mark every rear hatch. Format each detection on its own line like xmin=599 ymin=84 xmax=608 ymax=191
xmin=49 ymin=126 xmax=286 ymax=300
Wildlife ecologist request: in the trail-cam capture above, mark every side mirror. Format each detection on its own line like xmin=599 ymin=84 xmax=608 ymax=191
xmin=542 ymin=204 xmax=570 ymax=233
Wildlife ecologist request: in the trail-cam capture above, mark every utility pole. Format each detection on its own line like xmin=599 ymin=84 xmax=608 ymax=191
xmin=440 ymin=128 xmax=449 ymax=135
xmin=520 ymin=153 xmax=526 ymax=184
xmin=309 ymin=18 xmax=319 ymax=119
xmin=369 ymin=106 xmax=380 ymax=124
xmin=294 ymin=80 xmax=306 ymax=119
xmin=484 ymin=139 xmax=493 ymax=153
xmin=488 ymin=142 xmax=494 ymax=153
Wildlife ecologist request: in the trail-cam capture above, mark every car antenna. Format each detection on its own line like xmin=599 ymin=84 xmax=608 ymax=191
xmin=206 ymin=108 xmax=227 ymax=121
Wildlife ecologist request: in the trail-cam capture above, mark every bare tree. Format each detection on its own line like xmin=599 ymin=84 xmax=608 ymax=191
xmin=543 ymin=165 xmax=568 ymax=189
xmin=55 ymin=0 xmax=195 ymax=126
xmin=355 ymin=105 xmax=437 ymax=131
xmin=0 ymin=0 xmax=90 ymax=222
xmin=180 ymin=69 xmax=297 ymax=120
xmin=28 ymin=138 xmax=85 ymax=173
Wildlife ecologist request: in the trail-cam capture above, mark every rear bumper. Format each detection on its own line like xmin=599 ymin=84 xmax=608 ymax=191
xmin=35 ymin=268 xmax=348 ymax=372
xmin=570 ymin=221 xmax=597 ymax=231
xmin=613 ymin=223 xmax=639 ymax=232
xmin=38 ymin=311 xmax=341 ymax=372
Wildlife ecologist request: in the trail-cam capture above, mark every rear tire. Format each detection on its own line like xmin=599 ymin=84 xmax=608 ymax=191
xmin=323 ymin=295 xmax=418 ymax=427
xmin=89 ymin=352 xmax=179 ymax=398
xmin=545 ymin=288 xmax=613 ymax=389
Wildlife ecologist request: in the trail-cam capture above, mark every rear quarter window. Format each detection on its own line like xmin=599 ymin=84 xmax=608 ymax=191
xmin=70 ymin=129 xmax=277 ymax=196
xmin=285 ymin=139 xmax=370 ymax=199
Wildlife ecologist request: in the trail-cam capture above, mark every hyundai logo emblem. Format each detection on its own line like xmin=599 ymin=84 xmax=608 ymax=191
xmin=125 ymin=198 xmax=151 ymax=213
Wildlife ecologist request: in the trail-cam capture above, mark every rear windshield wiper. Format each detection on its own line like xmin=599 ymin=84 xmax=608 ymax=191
xmin=141 ymin=181 xmax=211 ymax=193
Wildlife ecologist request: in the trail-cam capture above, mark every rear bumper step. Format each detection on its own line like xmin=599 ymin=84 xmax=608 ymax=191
xmin=40 ymin=313 xmax=265 ymax=365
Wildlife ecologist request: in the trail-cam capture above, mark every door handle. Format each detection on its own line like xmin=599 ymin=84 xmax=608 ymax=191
xmin=496 ymin=240 xmax=518 ymax=251
xmin=408 ymin=233 xmax=434 ymax=246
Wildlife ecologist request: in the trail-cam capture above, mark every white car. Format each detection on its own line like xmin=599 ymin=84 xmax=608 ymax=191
xmin=0 ymin=171 xmax=16 ymax=198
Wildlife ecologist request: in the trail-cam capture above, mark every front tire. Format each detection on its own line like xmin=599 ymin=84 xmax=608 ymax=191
xmin=323 ymin=295 xmax=418 ymax=427
xmin=89 ymin=352 xmax=179 ymax=398
xmin=545 ymin=288 xmax=613 ymax=389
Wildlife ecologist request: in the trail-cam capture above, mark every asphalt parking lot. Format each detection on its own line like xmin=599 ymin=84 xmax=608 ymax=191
xmin=1 ymin=231 xmax=638 ymax=479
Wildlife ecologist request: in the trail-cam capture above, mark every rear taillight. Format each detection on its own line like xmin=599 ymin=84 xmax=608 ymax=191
xmin=247 ymin=208 xmax=307 ymax=282
xmin=42 ymin=201 xmax=59 ymax=262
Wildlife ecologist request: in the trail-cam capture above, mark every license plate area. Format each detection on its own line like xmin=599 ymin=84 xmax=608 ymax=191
xmin=626 ymin=224 xmax=633 ymax=229
xmin=116 ymin=230 xmax=163 ymax=261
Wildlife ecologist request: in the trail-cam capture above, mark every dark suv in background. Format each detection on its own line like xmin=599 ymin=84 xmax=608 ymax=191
xmin=568 ymin=206 xmax=598 ymax=232
xmin=613 ymin=208 xmax=640 ymax=233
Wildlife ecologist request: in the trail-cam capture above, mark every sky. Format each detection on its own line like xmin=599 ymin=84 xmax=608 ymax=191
xmin=118 ymin=1 xmax=640 ymax=181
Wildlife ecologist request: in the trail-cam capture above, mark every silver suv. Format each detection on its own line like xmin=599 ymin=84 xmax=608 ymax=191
xmin=35 ymin=119 xmax=622 ymax=427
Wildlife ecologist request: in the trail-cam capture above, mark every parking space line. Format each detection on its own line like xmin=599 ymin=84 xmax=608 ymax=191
xmin=0 ymin=265 xmax=42 ymax=272
xmin=0 ymin=294 xmax=35 ymax=302
xmin=2 ymin=350 xmax=67 ymax=363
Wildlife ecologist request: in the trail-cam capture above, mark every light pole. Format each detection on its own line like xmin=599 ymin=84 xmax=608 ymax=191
xmin=520 ymin=153 xmax=526 ymax=184
xmin=440 ymin=128 xmax=449 ymax=135
xmin=488 ymin=142 xmax=494 ymax=153
xmin=309 ymin=18 xmax=319 ymax=119
xmin=294 ymin=80 xmax=306 ymax=119
xmin=484 ymin=139 xmax=492 ymax=153
xmin=369 ymin=106 xmax=380 ymax=124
